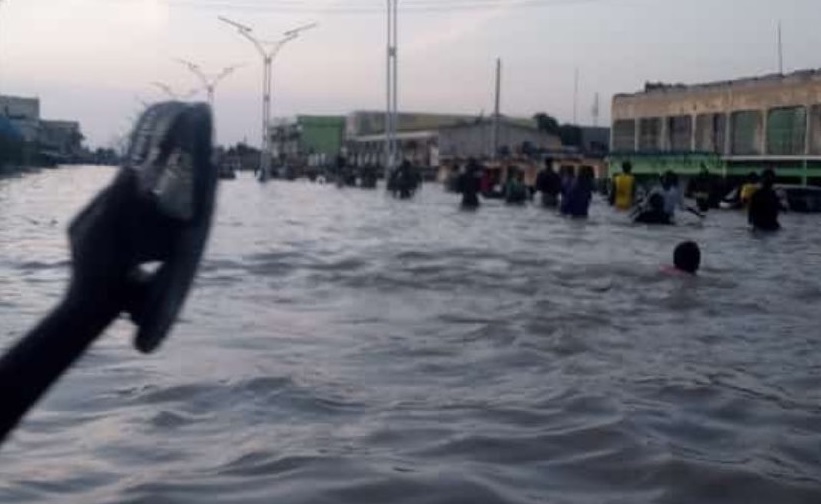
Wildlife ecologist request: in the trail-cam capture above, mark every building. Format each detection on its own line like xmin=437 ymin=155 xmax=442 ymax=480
xmin=270 ymin=115 xmax=346 ymax=167
xmin=578 ymin=126 xmax=610 ymax=155
xmin=0 ymin=95 xmax=40 ymax=143
xmin=611 ymin=69 xmax=821 ymax=182
xmin=438 ymin=117 xmax=562 ymax=160
xmin=345 ymin=111 xmax=478 ymax=169
xmin=345 ymin=110 xmax=476 ymax=139
xmin=39 ymin=120 xmax=83 ymax=161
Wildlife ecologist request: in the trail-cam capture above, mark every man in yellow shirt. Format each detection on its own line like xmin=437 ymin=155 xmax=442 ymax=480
xmin=739 ymin=172 xmax=760 ymax=208
xmin=610 ymin=161 xmax=637 ymax=210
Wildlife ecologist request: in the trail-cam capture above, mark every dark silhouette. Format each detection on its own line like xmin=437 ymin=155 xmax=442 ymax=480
xmin=0 ymin=102 xmax=218 ymax=445
xmin=535 ymin=157 xmax=562 ymax=208
xmin=674 ymin=241 xmax=701 ymax=274
xmin=748 ymin=169 xmax=781 ymax=231
xmin=505 ymin=168 xmax=528 ymax=205
xmin=458 ymin=159 xmax=482 ymax=209
xmin=561 ymin=166 xmax=594 ymax=218
xmin=688 ymin=164 xmax=715 ymax=211
xmin=633 ymin=193 xmax=672 ymax=225
xmin=392 ymin=160 xmax=420 ymax=199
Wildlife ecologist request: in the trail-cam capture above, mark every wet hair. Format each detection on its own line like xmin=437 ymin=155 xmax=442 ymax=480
xmin=674 ymin=241 xmax=701 ymax=274
xmin=544 ymin=157 xmax=554 ymax=170
xmin=622 ymin=161 xmax=632 ymax=174
xmin=747 ymin=172 xmax=760 ymax=183
xmin=648 ymin=193 xmax=664 ymax=212
xmin=762 ymin=168 xmax=776 ymax=188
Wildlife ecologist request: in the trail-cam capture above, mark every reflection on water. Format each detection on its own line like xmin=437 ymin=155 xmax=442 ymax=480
xmin=1 ymin=166 xmax=820 ymax=503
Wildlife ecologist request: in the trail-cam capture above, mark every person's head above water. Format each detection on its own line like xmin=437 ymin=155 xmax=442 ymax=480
xmin=544 ymin=157 xmax=554 ymax=172
xmin=673 ymin=241 xmax=701 ymax=274
xmin=648 ymin=193 xmax=665 ymax=212
xmin=661 ymin=171 xmax=677 ymax=190
xmin=747 ymin=172 xmax=760 ymax=184
xmin=621 ymin=161 xmax=632 ymax=175
xmin=761 ymin=168 xmax=776 ymax=189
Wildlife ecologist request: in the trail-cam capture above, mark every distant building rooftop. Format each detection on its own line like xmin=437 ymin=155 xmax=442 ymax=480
xmin=615 ymin=68 xmax=821 ymax=99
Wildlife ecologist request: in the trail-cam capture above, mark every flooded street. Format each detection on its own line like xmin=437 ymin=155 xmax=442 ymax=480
xmin=1 ymin=166 xmax=821 ymax=503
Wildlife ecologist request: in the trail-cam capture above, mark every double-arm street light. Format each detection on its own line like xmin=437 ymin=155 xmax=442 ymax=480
xmin=175 ymin=59 xmax=244 ymax=107
xmin=219 ymin=16 xmax=317 ymax=182
xmin=151 ymin=81 xmax=199 ymax=101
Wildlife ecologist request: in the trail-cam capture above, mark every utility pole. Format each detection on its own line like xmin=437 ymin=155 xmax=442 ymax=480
xmin=0 ymin=0 xmax=7 ymax=94
xmin=492 ymin=58 xmax=501 ymax=160
xmin=150 ymin=82 xmax=198 ymax=100
xmin=573 ymin=68 xmax=579 ymax=124
xmin=175 ymin=59 xmax=243 ymax=108
xmin=592 ymin=92 xmax=600 ymax=127
xmin=385 ymin=0 xmax=399 ymax=180
xmin=220 ymin=17 xmax=317 ymax=182
xmin=777 ymin=20 xmax=784 ymax=74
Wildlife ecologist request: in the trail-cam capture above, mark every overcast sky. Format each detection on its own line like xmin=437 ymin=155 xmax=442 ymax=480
xmin=1 ymin=0 xmax=819 ymax=148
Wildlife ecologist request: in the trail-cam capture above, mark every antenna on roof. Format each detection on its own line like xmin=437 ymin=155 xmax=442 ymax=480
xmin=592 ymin=92 xmax=600 ymax=127
xmin=777 ymin=20 xmax=784 ymax=74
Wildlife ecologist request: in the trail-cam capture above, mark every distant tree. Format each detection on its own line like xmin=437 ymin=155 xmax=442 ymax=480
xmin=558 ymin=125 xmax=583 ymax=148
xmin=533 ymin=113 xmax=561 ymax=135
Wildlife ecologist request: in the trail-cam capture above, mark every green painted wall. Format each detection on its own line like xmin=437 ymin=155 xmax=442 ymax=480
xmin=298 ymin=115 xmax=345 ymax=157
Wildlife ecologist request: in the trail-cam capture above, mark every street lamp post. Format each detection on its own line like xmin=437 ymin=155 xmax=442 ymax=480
xmin=0 ymin=0 xmax=7 ymax=93
xmin=151 ymin=81 xmax=199 ymax=101
xmin=175 ymin=59 xmax=243 ymax=108
xmin=385 ymin=0 xmax=399 ymax=180
xmin=219 ymin=16 xmax=317 ymax=182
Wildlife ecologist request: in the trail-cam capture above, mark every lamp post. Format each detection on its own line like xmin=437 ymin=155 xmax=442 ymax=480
xmin=0 ymin=0 xmax=7 ymax=93
xmin=175 ymin=59 xmax=243 ymax=107
xmin=150 ymin=81 xmax=199 ymax=101
xmin=219 ymin=16 xmax=317 ymax=182
xmin=385 ymin=0 xmax=399 ymax=180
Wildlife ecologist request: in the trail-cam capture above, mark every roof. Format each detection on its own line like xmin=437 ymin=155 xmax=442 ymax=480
xmin=615 ymin=67 xmax=821 ymax=100
xmin=351 ymin=130 xmax=438 ymax=143
xmin=438 ymin=116 xmax=541 ymax=132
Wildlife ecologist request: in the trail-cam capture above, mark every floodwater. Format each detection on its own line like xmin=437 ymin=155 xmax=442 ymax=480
xmin=1 ymin=166 xmax=821 ymax=503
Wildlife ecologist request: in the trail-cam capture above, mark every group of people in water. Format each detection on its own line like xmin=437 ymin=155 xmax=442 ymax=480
xmin=456 ymin=158 xmax=597 ymax=218
xmin=454 ymin=157 xmax=783 ymax=232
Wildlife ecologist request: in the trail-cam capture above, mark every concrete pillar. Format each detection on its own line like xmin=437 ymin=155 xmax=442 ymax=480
xmin=634 ymin=118 xmax=640 ymax=152
xmin=690 ymin=115 xmax=697 ymax=152
xmin=761 ymin=108 xmax=768 ymax=156
xmin=724 ymin=112 xmax=733 ymax=157
xmin=660 ymin=117 xmax=669 ymax=151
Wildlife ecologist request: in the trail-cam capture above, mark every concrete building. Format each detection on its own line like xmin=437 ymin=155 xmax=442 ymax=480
xmin=345 ymin=110 xmax=475 ymax=139
xmin=270 ymin=115 xmax=346 ymax=167
xmin=39 ymin=120 xmax=83 ymax=161
xmin=348 ymin=130 xmax=438 ymax=168
xmin=0 ymin=95 xmax=40 ymax=143
xmin=611 ymin=69 xmax=821 ymax=181
xmin=438 ymin=117 xmax=562 ymax=160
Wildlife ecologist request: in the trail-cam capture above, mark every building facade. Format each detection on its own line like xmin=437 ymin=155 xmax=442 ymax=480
xmin=438 ymin=118 xmax=562 ymax=160
xmin=611 ymin=69 xmax=821 ymax=181
xmin=270 ymin=115 xmax=346 ymax=167
xmin=39 ymin=120 xmax=83 ymax=161
xmin=0 ymin=95 xmax=40 ymax=143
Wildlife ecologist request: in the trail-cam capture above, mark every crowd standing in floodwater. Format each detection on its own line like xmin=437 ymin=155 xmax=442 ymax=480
xmin=445 ymin=157 xmax=783 ymax=233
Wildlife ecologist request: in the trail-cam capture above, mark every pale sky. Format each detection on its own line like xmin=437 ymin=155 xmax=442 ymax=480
xmin=1 ymin=0 xmax=819 ymax=148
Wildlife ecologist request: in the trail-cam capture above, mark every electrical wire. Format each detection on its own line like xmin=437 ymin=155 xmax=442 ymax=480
xmin=144 ymin=0 xmax=626 ymax=15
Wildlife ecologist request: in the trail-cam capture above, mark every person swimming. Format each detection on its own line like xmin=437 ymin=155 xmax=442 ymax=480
xmin=673 ymin=241 xmax=701 ymax=274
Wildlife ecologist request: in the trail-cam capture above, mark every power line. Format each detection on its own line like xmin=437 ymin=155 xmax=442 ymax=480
xmin=148 ymin=0 xmax=626 ymax=15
